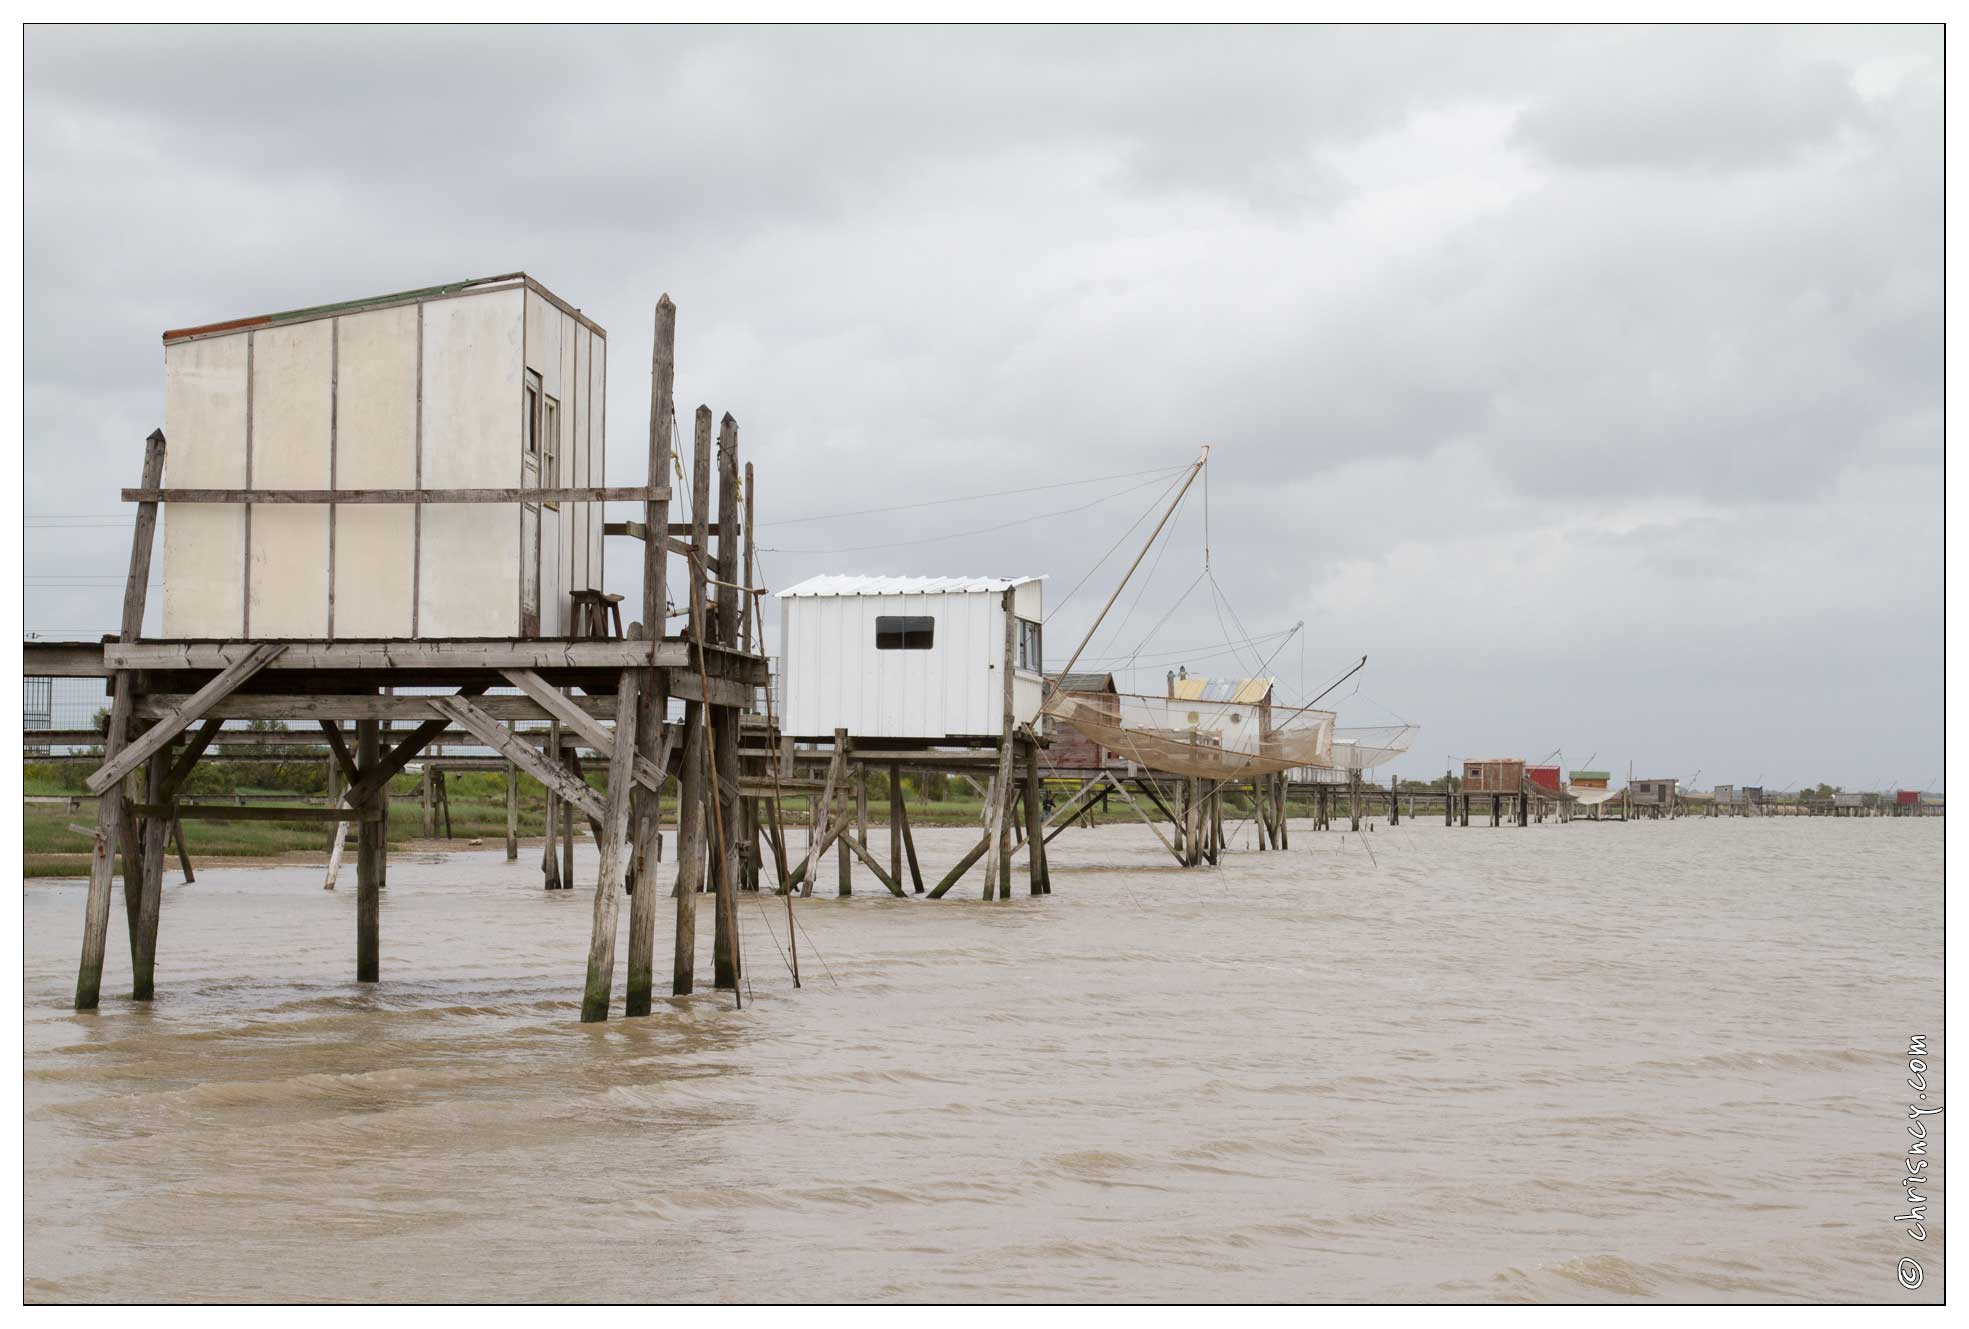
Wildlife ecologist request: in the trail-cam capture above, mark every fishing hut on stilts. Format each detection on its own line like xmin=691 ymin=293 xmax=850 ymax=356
xmin=59 ymin=274 xmax=771 ymax=1021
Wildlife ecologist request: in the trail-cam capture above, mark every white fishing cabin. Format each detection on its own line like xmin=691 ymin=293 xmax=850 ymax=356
xmin=776 ymin=574 xmax=1046 ymax=741
xmin=159 ymin=273 xmax=607 ymax=639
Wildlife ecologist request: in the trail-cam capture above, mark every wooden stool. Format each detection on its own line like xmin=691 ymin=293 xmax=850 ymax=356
xmin=570 ymin=590 xmax=626 ymax=640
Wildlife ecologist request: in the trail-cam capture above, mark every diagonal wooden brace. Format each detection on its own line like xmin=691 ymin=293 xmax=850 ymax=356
xmin=500 ymin=669 xmax=674 ymax=796
xmin=85 ymin=643 xmax=286 ymax=794
xmin=430 ymin=694 xmax=608 ymax=824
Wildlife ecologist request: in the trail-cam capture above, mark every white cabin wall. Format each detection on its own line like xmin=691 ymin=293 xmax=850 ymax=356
xmin=332 ymin=305 xmax=418 ymax=637
xmin=162 ymin=334 xmax=250 ymax=637
xmin=242 ymin=321 xmax=332 ymax=637
xmin=571 ymin=327 xmax=590 ymax=593
xmin=782 ymin=591 xmax=1011 ymax=739
xmin=525 ymin=291 xmax=565 ymax=635
xmin=556 ymin=311 xmax=577 ymax=627
xmin=589 ymin=336 xmax=605 ymax=595
xmin=419 ymin=287 xmax=522 ymax=636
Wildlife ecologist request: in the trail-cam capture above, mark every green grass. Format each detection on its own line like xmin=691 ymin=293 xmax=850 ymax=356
xmin=24 ymin=781 xmax=1338 ymax=878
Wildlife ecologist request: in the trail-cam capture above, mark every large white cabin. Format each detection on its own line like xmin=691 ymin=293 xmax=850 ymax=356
xmin=159 ymin=273 xmax=606 ymax=639
xmin=777 ymin=574 xmax=1046 ymax=741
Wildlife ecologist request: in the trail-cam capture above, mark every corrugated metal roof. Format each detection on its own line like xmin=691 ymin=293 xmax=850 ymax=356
xmin=776 ymin=574 xmax=1046 ymax=598
xmin=1169 ymin=676 xmax=1275 ymax=704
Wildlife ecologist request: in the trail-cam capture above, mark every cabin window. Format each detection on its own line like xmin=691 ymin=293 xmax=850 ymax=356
xmin=542 ymin=396 xmax=561 ymax=508
xmin=875 ymin=615 xmax=935 ymax=650
xmin=524 ymin=371 xmax=542 ymax=462
xmin=1017 ymin=617 xmax=1042 ymax=672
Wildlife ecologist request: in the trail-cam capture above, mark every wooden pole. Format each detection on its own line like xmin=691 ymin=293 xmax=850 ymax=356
xmin=889 ymin=762 xmax=904 ymax=886
xmin=505 ymin=761 xmax=519 ymax=860
xmin=625 ymin=295 xmax=678 ymax=1017
xmin=671 ymin=700 xmax=707 ymax=993
xmin=898 ymin=780 xmax=925 ymax=893
xmin=542 ymin=721 xmax=562 ymax=889
xmin=670 ymin=404 xmax=715 ymax=993
xmin=1023 ymin=742 xmax=1046 ymax=894
xmin=129 ymin=749 xmax=170 ymax=1000
xmin=579 ymin=671 xmax=642 ymax=1023
xmin=77 ymin=429 xmax=165 ymax=1011
xmin=711 ymin=414 xmax=743 ymax=992
xmin=355 ymin=717 xmax=381 ymax=983
xmin=560 ymin=744 xmax=577 ymax=888
xmin=984 ymin=588 xmax=1019 ymax=897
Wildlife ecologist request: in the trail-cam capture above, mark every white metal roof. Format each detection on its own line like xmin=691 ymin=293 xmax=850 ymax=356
xmin=776 ymin=574 xmax=1046 ymax=598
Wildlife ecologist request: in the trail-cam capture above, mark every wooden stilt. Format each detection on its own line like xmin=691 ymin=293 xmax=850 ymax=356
xmin=355 ymin=717 xmax=382 ymax=983
xmin=172 ymin=816 xmax=193 ymax=882
xmin=889 ymin=762 xmax=904 ymax=887
xmin=560 ymin=742 xmax=577 ymax=889
xmin=791 ymin=739 xmax=844 ymax=897
xmin=671 ymin=698 xmax=708 ymax=994
xmin=542 ymin=721 xmax=562 ymax=889
xmin=77 ymin=431 xmax=166 ymax=1011
xmin=711 ymin=413 xmax=743 ymax=992
xmin=1023 ymin=743 xmax=1046 ymax=894
xmin=898 ymin=780 xmax=924 ymax=893
xmin=580 ymin=670 xmax=642 ymax=1022
xmin=129 ymin=749 xmax=170 ymax=1000
xmin=625 ymin=294 xmax=678 ymax=1016
xmin=506 ymin=761 xmax=519 ymax=860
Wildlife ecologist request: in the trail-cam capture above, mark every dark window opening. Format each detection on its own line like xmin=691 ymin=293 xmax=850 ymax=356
xmin=876 ymin=615 xmax=935 ymax=650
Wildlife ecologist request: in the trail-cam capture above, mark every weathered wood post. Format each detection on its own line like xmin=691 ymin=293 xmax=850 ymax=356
xmin=837 ymin=734 xmax=854 ymax=897
xmin=626 ymin=295 xmax=677 ymax=1018
xmin=1023 ymin=741 xmax=1046 ymax=894
xmin=421 ymin=763 xmax=434 ymax=838
xmin=711 ymin=413 xmax=743 ymax=993
xmin=985 ymin=588 xmax=1018 ymax=898
xmin=580 ymin=671 xmax=642 ymax=1022
xmin=542 ymin=720 xmax=563 ymax=889
xmin=505 ymin=761 xmax=519 ymax=860
xmin=1445 ymin=770 xmax=1453 ymax=826
xmin=889 ymin=761 xmax=904 ymax=886
xmin=355 ymin=717 xmax=382 ymax=983
xmin=1389 ymin=776 xmax=1400 ymax=825
xmin=560 ymin=740 xmax=578 ymax=889
xmin=76 ymin=429 xmax=165 ymax=1011
xmin=671 ymin=404 xmax=715 ymax=995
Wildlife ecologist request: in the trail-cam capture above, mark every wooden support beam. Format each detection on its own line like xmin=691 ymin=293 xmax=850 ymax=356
xmin=342 ymin=688 xmax=488 ymax=810
xmin=163 ymin=717 xmax=227 ymax=800
xmin=500 ymin=669 xmax=671 ymax=795
xmin=580 ymin=671 xmax=641 ymax=1023
xmin=897 ymin=781 xmax=925 ymax=894
xmin=84 ymin=643 xmax=286 ymax=794
xmin=430 ymin=695 xmax=606 ymax=823
xmin=840 ymin=821 xmax=907 ymax=897
xmin=77 ymin=430 xmax=165 ymax=1011
xmin=318 ymin=721 xmax=360 ymax=785
xmin=711 ymin=412 xmax=744 ymax=993
xmin=124 ymin=484 xmax=669 ymax=505
xmin=925 ymin=833 xmax=993 ymax=899
xmin=789 ymin=741 xmax=844 ymax=897
xmin=625 ymin=305 xmax=675 ymax=1015
xmin=106 ymin=637 xmax=762 ymax=677
xmin=355 ymin=719 xmax=381 ymax=982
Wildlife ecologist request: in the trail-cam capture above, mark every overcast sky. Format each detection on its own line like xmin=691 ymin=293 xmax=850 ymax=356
xmin=23 ymin=24 xmax=1942 ymax=790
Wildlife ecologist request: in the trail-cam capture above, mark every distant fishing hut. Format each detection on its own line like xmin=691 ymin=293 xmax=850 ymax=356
xmin=1628 ymin=777 xmax=1679 ymax=819
xmin=1457 ymin=758 xmax=1528 ymax=827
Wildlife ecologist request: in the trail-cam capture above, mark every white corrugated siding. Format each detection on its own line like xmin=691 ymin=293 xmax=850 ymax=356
xmin=779 ymin=585 xmax=1047 ymax=739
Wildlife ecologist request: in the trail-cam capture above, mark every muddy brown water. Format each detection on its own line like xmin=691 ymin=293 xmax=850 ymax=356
xmin=24 ymin=817 xmax=1944 ymax=1302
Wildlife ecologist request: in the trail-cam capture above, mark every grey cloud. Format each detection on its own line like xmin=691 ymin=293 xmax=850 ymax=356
xmin=22 ymin=23 xmax=1941 ymax=787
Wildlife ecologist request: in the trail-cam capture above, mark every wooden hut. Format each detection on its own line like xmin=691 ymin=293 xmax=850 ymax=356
xmin=1042 ymin=671 xmax=1122 ymax=771
xmin=1462 ymin=758 xmax=1525 ymax=795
